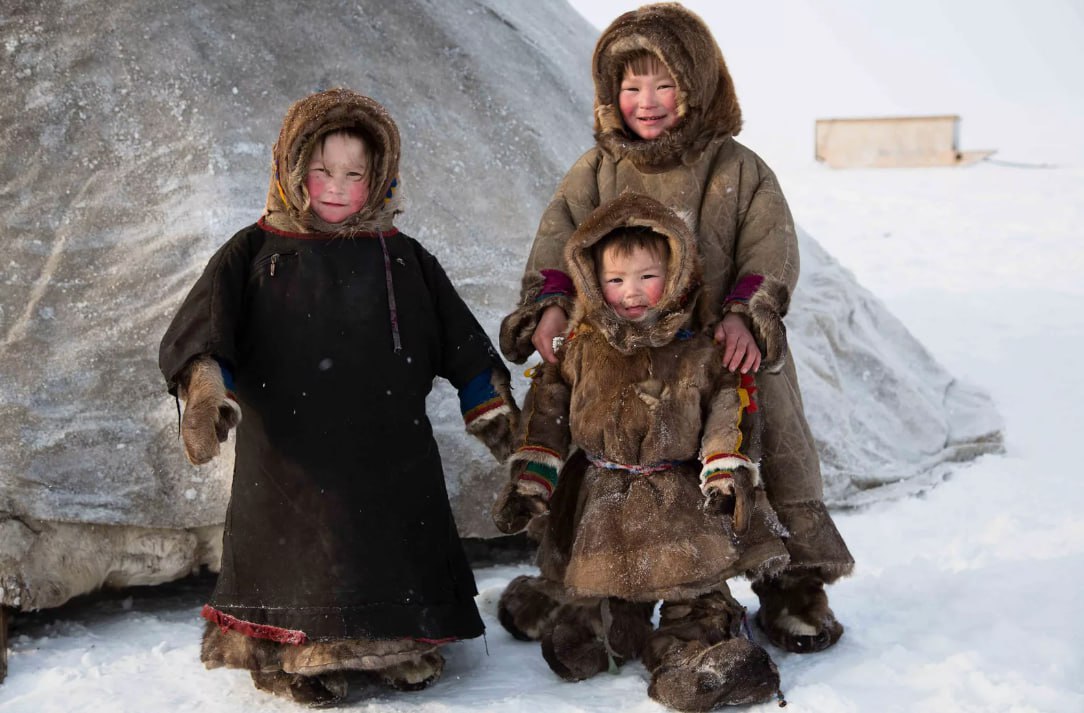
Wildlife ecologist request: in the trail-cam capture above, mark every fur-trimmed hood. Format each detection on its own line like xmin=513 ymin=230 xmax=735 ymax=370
xmin=565 ymin=193 xmax=706 ymax=353
xmin=592 ymin=3 xmax=742 ymax=171
xmin=262 ymin=88 xmax=401 ymax=236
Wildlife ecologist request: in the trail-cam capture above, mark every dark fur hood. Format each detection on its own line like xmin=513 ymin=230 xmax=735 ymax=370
xmin=262 ymin=88 xmax=401 ymax=236
xmin=592 ymin=3 xmax=743 ymax=172
xmin=565 ymin=193 xmax=708 ymax=353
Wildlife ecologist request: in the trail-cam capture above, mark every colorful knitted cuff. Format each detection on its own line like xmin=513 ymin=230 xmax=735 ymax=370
xmin=459 ymin=369 xmax=507 ymax=426
xmin=537 ymin=269 xmax=575 ymax=300
xmin=723 ymin=273 xmax=765 ymax=305
xmin=699 ymin=453 xmax=754 ymax=493
xmin=510 ymin=445 xmax=562 ymax=496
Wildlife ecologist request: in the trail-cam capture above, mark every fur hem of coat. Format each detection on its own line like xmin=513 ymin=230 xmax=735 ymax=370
xmin=200 ymin=620 xmax=441 ymax=675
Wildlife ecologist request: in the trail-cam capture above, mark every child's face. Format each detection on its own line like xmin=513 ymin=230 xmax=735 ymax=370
xmin=598 ymin=244 xmax=668 ymax=321
xmin=305 ymin=134 xmax=370 ymax=224
xmin=619 ymin=66 xmax=679 ymax=140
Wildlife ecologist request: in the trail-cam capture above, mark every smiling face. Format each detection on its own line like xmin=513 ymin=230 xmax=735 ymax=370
xmin=598 ymin=241 xmax=669 ymax=321
xmin=304 ymin=132 xmax=371 ymax=224
xmin=618 ymin=60 xmax=679 ymax=141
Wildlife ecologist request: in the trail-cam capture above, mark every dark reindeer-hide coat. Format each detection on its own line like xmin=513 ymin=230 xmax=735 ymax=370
xmin=159 ymin=90 xmax=499 ymax=643
xmin=501 ymin=4 xmax=853 ymax=581
xmin=513 ymin=194 xmax=790 ymax=602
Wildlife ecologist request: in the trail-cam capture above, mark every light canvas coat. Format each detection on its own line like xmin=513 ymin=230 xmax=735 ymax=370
xmin=500 ymin=4 xmax=852 ymax=580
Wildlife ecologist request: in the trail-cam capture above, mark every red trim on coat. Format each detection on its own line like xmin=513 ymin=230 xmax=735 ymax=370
xmin=257 ymin=215 xmax=400 ymax=240
xmin=202 ymin=604 xmax=309 ymax=645
xmin=201 ymin=605 xmax=461 ymax=648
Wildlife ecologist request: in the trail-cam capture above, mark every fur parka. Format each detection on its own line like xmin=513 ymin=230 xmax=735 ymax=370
xmin=499 ymin=4 xmax=852 ymax=582
xmin=509 ymin=194 xmax=790 ymax=601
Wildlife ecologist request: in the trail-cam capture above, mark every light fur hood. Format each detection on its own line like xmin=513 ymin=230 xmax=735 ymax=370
xmin=565 ymin=193 xmax=707 ymax=353
xmin=592 ymin=3 xmax=742 ymax=171
xmin=262 ymin=88 xmax=401 ymax=236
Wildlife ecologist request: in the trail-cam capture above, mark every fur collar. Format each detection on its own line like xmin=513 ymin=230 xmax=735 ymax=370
xmin=591 ymin=3 xmax=742 ymax=172
xmin=565 ymin=193 xmax=708 ymax=354
xmin=261 ymin=88 xmax=402 ymax=237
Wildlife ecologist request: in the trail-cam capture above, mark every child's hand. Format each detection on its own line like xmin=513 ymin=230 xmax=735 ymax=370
xmin=713 ymin=313 xmax=762 ymax=373
xmin=492 ymin=478 xmax=549 ymax=535
xmin=532 ymin=306 xmax=569 ymax=364
xmin=703 ymin=472 xmax=755 ymax=536
xmin=179 ymin=357 xmax=241 ymax=465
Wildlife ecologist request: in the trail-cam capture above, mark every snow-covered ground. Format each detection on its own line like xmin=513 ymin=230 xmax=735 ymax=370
xmin=3 ymin=156 xmax=1080 ymax=713
xmin=4 ymin=1 xmax=1083 ymax=711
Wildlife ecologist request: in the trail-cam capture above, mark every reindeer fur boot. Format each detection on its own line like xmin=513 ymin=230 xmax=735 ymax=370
xmin=375 ymin=650 xmax=445 ymax=691
xmin=644 ymin=590 xmax=779 ymax=711
xmin=498 ymin=574 xmax=568 ymax=641
xmin=752 ymin=571 xmax=843 ymax=653
xmin=249 ymin=670 xmax=348 ymax=706
xmin=540 ymin=597 xmax=654 ymax=681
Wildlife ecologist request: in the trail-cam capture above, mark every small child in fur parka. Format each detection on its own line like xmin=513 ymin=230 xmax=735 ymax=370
xmin=493 ymin=193 xmax=790 ymax=710
xmin=159 ymin=89 xmax=517 ymax=705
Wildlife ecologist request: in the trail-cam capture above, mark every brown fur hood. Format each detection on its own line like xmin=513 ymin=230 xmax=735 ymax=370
xmin=262 ymin=88 xmax=402 ymax=236
xmin=565 ymin=193 xmax=706 ymax=353
xmin=592 ymin=3 xmax=742 ymax=171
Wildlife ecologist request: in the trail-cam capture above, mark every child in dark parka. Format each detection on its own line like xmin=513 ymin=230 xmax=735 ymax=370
xmin=159 ymin=88 xmax=517 ymax=705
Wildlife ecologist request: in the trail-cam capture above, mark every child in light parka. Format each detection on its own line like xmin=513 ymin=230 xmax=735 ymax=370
xmin=159 ymin=88 xmax=517 ymax=705
xmin=494 ymin=193 xmax=790 ymax=709
xmin=497 ymin=3 xmax=853 ymax=657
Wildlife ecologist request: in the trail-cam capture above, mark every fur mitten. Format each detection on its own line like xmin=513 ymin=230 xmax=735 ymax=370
xmin=701 ymin=465 xmax=758 ymax=535
xmin=463 ymin=371 xmax=521 ymax=463
xmin=492 ymin=477 xmax=549 ymax=535
xmin=177 ymin=355 xmax=241 ymax=465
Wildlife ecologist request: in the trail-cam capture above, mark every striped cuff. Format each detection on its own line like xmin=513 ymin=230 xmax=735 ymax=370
xmin=509 ymin=445 xmax=562 ymax=497
xmin=699 ymin=453 xmax=757 ymax=494
xmin=460 ymin=369 xmax=508 ymax=428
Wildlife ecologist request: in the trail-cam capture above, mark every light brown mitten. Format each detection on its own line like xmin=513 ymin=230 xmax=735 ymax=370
xmin=178 ymin=356 xmax=241 ymax=465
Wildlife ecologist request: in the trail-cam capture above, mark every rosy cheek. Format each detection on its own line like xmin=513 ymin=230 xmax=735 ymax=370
xmin=647 ymin=283 xmax=665 ymax=306
xmin=305 ymin=174 xmax=325 ymax=200
xmin=349 ymin=183 xmax=369 ymax=211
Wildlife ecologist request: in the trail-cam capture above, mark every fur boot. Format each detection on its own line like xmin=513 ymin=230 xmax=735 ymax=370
xmin=540 ymin=597 xmax=654 ymax=681
xmin=200 ymin=621 xmax=281 ymax=672
xmin=752 ymin=571 xmax=843 ymax=653
xmin=249 ymin=670 xmax=348 ymax=705
xmin=375 ymin=650 xmax=445 ymax=691
xmin=644 ymin=589 xmax=779 ymax=711
xmin=497 ymin=574 xmax=567 ymax=641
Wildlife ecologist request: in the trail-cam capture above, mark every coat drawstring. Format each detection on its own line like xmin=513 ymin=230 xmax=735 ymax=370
xmin=378 ymin=233 xmax=402 ymax=354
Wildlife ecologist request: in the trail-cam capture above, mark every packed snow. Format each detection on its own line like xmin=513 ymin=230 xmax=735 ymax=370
xmin=3 ymin=0 xmax=1083 ymax=711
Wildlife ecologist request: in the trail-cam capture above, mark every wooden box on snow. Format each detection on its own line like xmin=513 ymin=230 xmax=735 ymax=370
xmin=815 ymin=115 xmax=994 ymax=168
